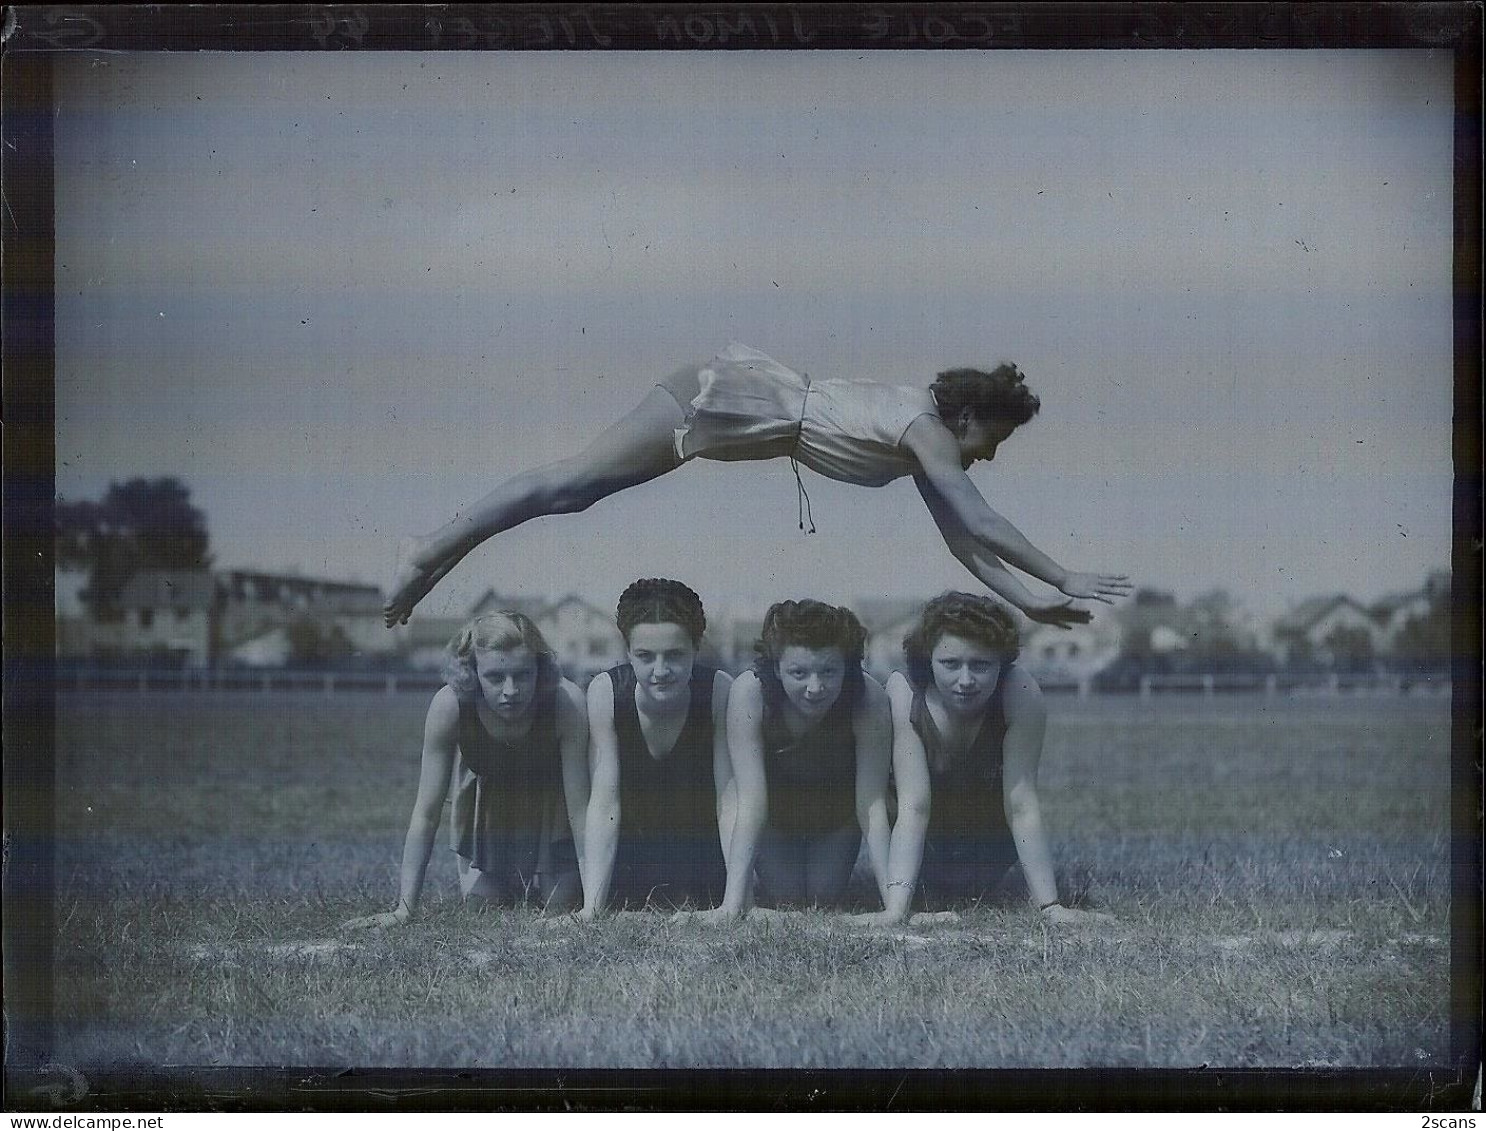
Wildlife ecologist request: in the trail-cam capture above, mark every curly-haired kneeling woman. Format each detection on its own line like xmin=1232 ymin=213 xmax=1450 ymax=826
xmin=850 ymin=592 xmax=1116 ymax=928
xmin=682 ymin=600 xmax=894 ymax=924
xmin=342 ymin=612 xmax=588 ymax=928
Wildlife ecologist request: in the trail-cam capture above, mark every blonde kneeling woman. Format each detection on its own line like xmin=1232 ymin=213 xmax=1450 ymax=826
xmin=343 ymin=613 xmax=589 ymax=928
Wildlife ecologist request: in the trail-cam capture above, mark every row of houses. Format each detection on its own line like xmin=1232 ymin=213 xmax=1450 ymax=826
xmin=56 ymin=564 xmax=650 ymax=686
xmin=55 ymin=564 xmax=1451 ymax=685
xmin=1269 ymin=576 xmax=1449 ymax=666
xmin=53 ymin=563 xmax=1113 ymax=685
xmin=56 ymin=566 xmax=390 ymax=669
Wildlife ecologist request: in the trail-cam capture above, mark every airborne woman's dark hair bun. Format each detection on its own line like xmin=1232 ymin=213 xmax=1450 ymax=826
xmin=931 ymin=363 xmax=1041 ymax=426
xmin=616 ymin=578 xmax=707 ymax=646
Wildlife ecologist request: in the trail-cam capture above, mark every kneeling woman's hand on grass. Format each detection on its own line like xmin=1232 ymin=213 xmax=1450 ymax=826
xmin=1041 ymin=903 xmax=1117 ymax=927
xmin=843 ymin=909 xmax=908 ymax=928
xmin=670 ymin=906 xmax=744 ymax=927
xmin=538 ymin=907 xmax=597 ymax=928
xmin=341 ymin=910 xmax=409 ymax=931
xmin=844 ymin=910 xmax=959 ymax=928
xmin=341 ymin=902 xmax=412 ymax=931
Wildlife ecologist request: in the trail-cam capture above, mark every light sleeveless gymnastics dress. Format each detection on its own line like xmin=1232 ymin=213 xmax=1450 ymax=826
xmin=662 ymin=344 xmax=940 ymax=488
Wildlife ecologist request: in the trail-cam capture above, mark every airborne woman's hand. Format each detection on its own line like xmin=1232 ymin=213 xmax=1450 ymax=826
xmin=1057 ymin=571 xmax=1133 ymax=604
xmin=1021 ymin=596 xmax=1092 ymax=630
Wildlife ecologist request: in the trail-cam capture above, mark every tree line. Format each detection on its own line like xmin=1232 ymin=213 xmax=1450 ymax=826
xmin=57 ymin=479 xmax=1451 ymax=678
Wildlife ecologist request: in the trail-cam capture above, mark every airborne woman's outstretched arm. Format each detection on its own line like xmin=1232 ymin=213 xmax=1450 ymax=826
xmin=903 ymin=415 xmax=1130 ymax=623
xmin=912 ymin=470 xmax=1089 ymax=629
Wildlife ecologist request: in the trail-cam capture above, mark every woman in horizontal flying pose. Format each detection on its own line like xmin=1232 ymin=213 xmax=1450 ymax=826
xmin=849 ymin=592 xmax=1117 ymax=928
xmin=578 ymin=578 xmax=735 ymax=915
xmin=342 ymin=611 xmax=588 ymax=928
xmin=679 ymin=599 xmax=894 ymax=924
xmin=384 ymin=343 xmax=1130 ymax=628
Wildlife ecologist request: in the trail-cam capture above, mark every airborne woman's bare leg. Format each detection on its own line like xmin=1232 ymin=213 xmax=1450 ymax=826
xmin=385 ymin=375 xmax=695 ymax=625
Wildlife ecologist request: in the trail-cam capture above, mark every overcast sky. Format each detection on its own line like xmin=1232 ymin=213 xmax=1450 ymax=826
xmin=53 ymin=49 xmax=1455 ymax=625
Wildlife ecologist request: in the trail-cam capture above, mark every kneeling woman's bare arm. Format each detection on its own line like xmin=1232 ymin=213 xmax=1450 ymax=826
xmin=342 ymin=688 xmax=460 ymax=929
xmin=710 ymin=669 xmax=738 ymax=875
xmin=1002 ymin=667 xmax=1116 ymax=926
xmin=853 ymin=674 xmax=895 ymax=908
xmin=697 ymin=672 xmax=769 ymax=923
xmin=553 ymin=677 xmax=590 ymax=885
xmin=580 ymin=672 xmax=622 ymax=917
xmin=848 ymin=672 xmax=932 ymax=926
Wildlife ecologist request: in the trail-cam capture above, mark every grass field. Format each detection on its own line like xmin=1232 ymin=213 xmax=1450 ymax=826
xmin=50 ymin=689 xmax=1452 ymax=1069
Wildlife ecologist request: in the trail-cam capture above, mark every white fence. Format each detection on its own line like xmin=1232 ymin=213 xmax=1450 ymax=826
xmin=57 ymin=667 xmax=446 ymax=696
xmin=55 ymin=667 xmax=1451 ymax=699
xmin=1134 ymin=672 xmax=1450 ymax=699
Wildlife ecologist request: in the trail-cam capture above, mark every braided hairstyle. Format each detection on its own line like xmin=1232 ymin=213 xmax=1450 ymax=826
xmin=616 ymin=578 xmax=707 ymax=646
xmin=443 ymin=611 xmax=560 ymax=704
xmin=930 ymin=363 xmax=1041 ymax=429
xmin=902 ymin=592 xmax=1020 ymax=690
xmin=753 ymin=599 xmax=868 ymax=711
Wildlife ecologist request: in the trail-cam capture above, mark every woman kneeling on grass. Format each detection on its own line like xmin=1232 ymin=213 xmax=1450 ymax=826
xmin=850 ymin=592 xmax=1116 ymax=928
xmin=682 ymin=600 xmax=894 ymax=923
xmin=579 ymin=579 xmax=734 ymax=915
xmin=342 ymin=612 xmax=589 ymax=928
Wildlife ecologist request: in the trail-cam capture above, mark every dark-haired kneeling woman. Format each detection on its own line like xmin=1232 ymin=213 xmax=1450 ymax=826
xmin=686 ymin=600 xmax=894 ymax=923
xmin=580 ymin=579 xmax=734 ymax=915
xmin=851 ymin=592 xmax=1116 ymax=928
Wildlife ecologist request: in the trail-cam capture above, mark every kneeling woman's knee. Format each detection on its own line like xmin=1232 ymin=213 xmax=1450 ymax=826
xmin=463 ymin=881 xmax=508 ymax=909
xmin=542 ymin=870 xmax=582 ymax=913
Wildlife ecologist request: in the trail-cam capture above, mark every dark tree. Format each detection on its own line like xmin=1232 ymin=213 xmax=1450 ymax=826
xmin=1391 ymin=596 xmax=1452 ymax=675
xmin=1323 ymin=624 xmax=1376 ymax=674
xmin=286 ymin=616 xmax=354 ymax=668
xmin=1184 ymin=589 xmax=1275 ymax=675
xmin=56 ymin=477 xmax=211 ymax=618
xmin=1132 ymin=588 xmax=1178 ymax=608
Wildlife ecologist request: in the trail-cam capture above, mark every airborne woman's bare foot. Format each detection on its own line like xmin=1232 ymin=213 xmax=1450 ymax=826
xmin=384 ymin=537 xmax=451 ymax=627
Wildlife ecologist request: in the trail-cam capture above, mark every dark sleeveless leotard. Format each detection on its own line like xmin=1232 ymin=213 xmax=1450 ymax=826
xmin=908 ymin=678 xmax=1020 ymax=898
xmin=607 ymin=663 xmax=727 ymax=907
xmin=449 ymin=685 xmax=570 ymax=880
xmin=761 ymin=685 xmax=859 ymax=836
xmin=752 ymin=680 xmax=862 ymax=906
